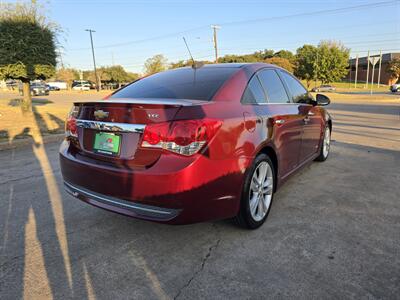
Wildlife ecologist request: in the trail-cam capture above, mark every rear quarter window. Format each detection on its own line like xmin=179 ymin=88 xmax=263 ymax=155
xmin=111 ymin=67 xmax=237 ymax=101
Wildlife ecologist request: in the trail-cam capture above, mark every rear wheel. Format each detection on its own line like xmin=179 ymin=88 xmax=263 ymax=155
xmin=315 ymin=125 xmax=331 ymax=161
xmin=234 ymin=154 xmax=275 ymax=229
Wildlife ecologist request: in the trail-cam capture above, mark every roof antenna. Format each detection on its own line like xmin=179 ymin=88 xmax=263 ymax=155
xmin=183 ymin=37 xmax=204 ymax=69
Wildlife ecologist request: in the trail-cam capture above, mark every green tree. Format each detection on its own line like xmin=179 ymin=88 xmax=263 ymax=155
xmin=55 ymin=68 xmax=79 ymax=89
xmin=294 ymin=45 xmax=318 ymax=89
xmin=265 ymin=57 xmax=294 ymax=72
xmin=0 ymin=1 xmax=57 ymax=110
xmin=387 ymin=58 xmax=400 ymax=83
xmin=144 ymin=54 xmax=167 ymax=75
xmin=253 ymin=49 xmax=274 ymax=61
xmin=317 ymin=41 xmax=349 ymax=84
xmin=274 ymin=50 xmax=295 ymax=63
xmin=126 ymin=72 xmax=140 ymax=82
xmin=83 ymin=67 xmax=109 ymax=88
xmin=169 ymin=60 xmax=192 ymax=69
xmin=219 ymin=49 xmax=274 ymax=64
xmin=219 ymin=54 xmax=256 ymax=63
xmin=106 ymin=65 xmax=128 ymax=88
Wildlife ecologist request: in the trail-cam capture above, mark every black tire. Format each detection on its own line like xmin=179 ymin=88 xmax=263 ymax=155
xmin=234 ymin=154 xmax=275 ymax=229
xmin=315 ymin=125 xmax=331 ymax=162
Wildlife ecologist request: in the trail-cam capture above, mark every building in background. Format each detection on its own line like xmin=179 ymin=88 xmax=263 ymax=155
xmin=348 ymin=52 xmax=400 ymax=85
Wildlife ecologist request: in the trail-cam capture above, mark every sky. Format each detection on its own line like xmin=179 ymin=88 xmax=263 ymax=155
xmin=42 ymin=0 xmax=400 ymax=73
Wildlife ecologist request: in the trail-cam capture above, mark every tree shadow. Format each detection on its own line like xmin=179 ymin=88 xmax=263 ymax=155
xmin=2 ymin=100 xmax=400 ymax=298
xmin=0 ymin=100 xmax=251 ymax=299
xmin=0 ymin=130 xmax=9 ymax=143
xmin=8 ymin=98 xmax=54 ymax=107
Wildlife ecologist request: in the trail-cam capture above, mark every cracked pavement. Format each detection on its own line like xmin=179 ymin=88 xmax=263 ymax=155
xmin=0 ymin=96 xmax=399 ymax=299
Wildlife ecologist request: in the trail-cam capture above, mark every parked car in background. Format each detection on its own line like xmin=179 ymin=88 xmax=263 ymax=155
xmin=88 ymin=81 xmax=96 ymax=89
xmin=61 ymin=63 xmax=332 ymax=229
xmin=47 ymin=81 xmax=67 ymax=90
xmin=19 ymin=82 xmax=49 ymax=96
xmin=312 ymin=84 xmax=336 ymax=92
xmin=72 ymin=80 xmax=94 ymax=89
xmin=46 ymin=84 xmax=60 ymax=91
xmin=390 ymin=83 xmax=399 ymax=93
xmin=72 ymin=83 xmax=90 ymax=91
xmin=6 ymin=79 xmax=18 ymax=90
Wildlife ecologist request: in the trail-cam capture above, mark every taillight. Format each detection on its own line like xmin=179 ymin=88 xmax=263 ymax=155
xmin=142 ymin=119 xmax=222 ymax=156
xmin=65 ymin=106 xmax=80 ymax=137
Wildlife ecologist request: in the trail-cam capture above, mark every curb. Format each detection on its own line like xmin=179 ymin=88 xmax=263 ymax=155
xmin=0 ymin=133 xmax=65 ymax=151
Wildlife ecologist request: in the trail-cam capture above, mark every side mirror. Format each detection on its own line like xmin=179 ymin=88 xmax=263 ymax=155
xmin=316 ymin=94 xmax=330 ymax=106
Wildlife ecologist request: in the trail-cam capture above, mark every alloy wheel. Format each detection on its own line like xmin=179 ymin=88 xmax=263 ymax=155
xmin=249 ymin=161 xmax=274 ymax=221
xmin=323 ymin=126 xmax=331 ymax=158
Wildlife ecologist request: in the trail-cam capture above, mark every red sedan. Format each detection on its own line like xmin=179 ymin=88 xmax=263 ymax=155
xmin=60 ymin=63 xmax=332 ymax=229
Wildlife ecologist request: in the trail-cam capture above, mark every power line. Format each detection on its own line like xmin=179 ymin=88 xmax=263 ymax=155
xmin=67 ymin=28 xmax=399 ymax=68
xmin=66 ymin=0 xmax=398 ymax=51
xmin=218 ymin=0 xmax=398 ymax=27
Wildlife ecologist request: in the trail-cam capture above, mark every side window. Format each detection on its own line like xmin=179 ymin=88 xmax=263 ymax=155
xmin=279 ymin=71 xmax=310 ymax=104
xmin=257 ymin=69 xmax=290 ymax=104
xmin=241 ymin=75 xmax=267 ymax=104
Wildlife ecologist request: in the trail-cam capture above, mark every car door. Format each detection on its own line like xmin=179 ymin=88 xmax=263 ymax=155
xmin=255 ymin=69 xmax=304 ymax=177
xmin=278 ymin=70 xmax=322 ymax=163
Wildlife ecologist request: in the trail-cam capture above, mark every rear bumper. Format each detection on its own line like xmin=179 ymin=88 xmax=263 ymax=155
xmin=60 ymin=140 xmax=251 ymax=224
xmin=64 ymin=181 xmax=181 ymax=222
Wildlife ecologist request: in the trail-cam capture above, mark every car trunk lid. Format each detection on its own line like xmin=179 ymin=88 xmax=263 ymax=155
xmin=71 ymin=98 xmax=204 ymax=168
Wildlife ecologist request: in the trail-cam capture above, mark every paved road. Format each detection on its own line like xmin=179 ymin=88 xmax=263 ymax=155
xmin=0 ymin=97 xmax=399 ymax=299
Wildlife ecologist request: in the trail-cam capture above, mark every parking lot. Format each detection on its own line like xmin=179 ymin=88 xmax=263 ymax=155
xmin=0 ymin=92 xmax=399 ymax=299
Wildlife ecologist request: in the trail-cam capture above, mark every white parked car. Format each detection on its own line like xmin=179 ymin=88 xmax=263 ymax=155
xmin=390 ymin=83 xmax=399 ymax=93
xmin=47 ymin=81 xmax=67 ymax=90
xmin=72 ymin=84 xmax=90 ymax=91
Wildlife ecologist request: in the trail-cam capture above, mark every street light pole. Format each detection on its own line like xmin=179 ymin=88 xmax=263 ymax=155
xmin=354 ymin=54 xmax=358 ymax=88
xmin=365 ymin=50 xmax=370 ymax=89
xmin=377 ymin=50 xmax=382 ymax=88
xmin=85 ymin=29 xmax=100 ymax=91
xmin=211 ymin=25 xmax=220 ymax=64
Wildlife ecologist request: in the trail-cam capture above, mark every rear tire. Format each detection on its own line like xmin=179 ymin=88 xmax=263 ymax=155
xmin=315 ymin=125 xmax=331 ymax=162
xmin=234 ymin=154 xmax=275 ymax=229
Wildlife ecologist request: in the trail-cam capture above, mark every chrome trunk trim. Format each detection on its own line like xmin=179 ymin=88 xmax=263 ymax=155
xmin=76 ymin=119 xmax=145 ymax=133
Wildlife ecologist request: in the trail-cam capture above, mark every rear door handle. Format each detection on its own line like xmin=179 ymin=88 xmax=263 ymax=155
xmin=275 ymin=119 xmax=285 ymax=124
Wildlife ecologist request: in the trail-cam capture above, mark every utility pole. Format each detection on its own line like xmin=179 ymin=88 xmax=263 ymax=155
xmin=314 ymin=52 xmax=318 ymax=89
xmin=354 ymin=55 xmax=358 ymax=88
xmin=365 ymin=50 xmax=370 ymax=89
xmin=211 ymin=25 xmax=220 ymax=64
xmin=85 ymin=29 xmax=100 ymax=91
xmin=370 ymin=59 xmax=375 ymax=95
xmin=112 ymin=51 xmax=115 ymax=66
xmin=377 ymin=50 xmax=382 ymax=88
xmin=349 ymin=56 xmax=352 ymax=88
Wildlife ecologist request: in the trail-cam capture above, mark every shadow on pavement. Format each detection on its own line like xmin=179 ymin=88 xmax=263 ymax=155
xmin=1 ymin=106 xmax=400 ymax=299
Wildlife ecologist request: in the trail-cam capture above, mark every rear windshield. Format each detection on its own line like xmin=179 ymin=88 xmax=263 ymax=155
xmin=111 ymin=67 xmax=237 ymax=101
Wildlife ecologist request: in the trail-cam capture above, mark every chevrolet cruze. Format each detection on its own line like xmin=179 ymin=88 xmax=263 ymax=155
xmin=60 ymin=63 xmax=332 ymax=229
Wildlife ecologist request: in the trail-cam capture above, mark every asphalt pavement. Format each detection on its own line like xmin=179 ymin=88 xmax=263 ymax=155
xmin=0 ymin=96 xmax=399 ymax=299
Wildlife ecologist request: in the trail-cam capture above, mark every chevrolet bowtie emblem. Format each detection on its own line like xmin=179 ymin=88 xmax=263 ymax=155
xmin=94 ymin=109 xmax=109 ymax=119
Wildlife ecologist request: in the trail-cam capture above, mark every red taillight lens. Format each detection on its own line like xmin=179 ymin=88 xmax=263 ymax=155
xmin=65 ymin=106 xmax=80 ymax=137
xmin=142 ymin=119 xmax=222 ymax=156
xmin=66 ymin=117 xmax=77 ymax=137
xmin=142 ymin=122 xmax=170 ymax=146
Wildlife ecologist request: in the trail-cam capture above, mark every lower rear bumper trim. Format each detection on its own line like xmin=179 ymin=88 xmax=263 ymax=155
xmin=64 ymin=181 xmax=181 ymax=221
